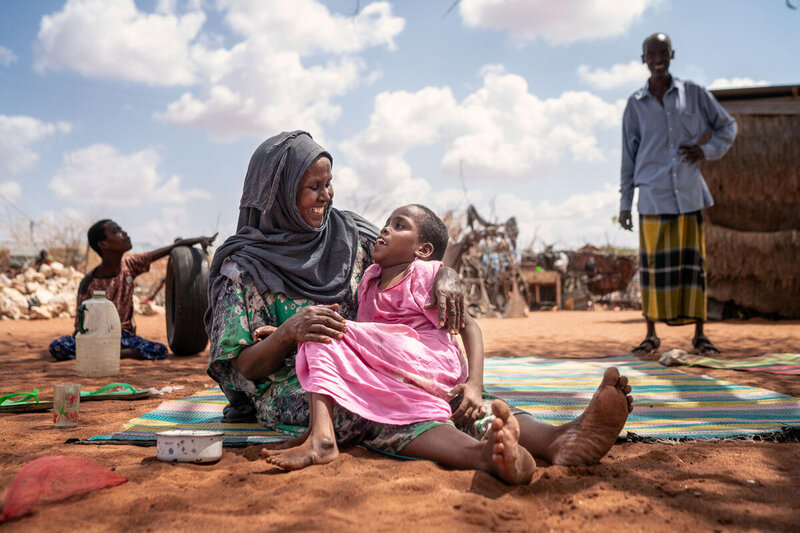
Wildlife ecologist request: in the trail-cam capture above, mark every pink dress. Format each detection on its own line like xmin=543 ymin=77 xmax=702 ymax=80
xmin=296 ymin=260 xmax=468 ymax=424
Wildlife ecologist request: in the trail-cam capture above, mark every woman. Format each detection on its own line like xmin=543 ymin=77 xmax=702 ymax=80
xmin=206 ymin=131 xmax=633 ymax=484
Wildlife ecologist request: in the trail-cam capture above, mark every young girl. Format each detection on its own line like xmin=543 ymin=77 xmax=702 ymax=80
xmin=264 ymin=204 xmax=501 ymax=471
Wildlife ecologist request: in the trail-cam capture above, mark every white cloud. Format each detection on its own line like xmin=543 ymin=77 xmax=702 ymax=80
xmin=34 ymin=0 xmax=404 ymax=142
xmin=219 ymin=0 xmax=404 ymax=54
xmin=456 ymin=183 xmax=635 ymax=251
xmin=458 ymin=0 xmax=659 ymax=44
xmin=709 ymin=77 xmax=770 ymax=90
xmin=333 ymin=65 xmax=625 ymax=246
xmin=49 ymin=144 xmax=212 ymax=206
xmin=0 ymin=181 xmax=22 ymax=203
xmin=0 ymin=115 xmax=71 ymax=176
xmin=34 ymin=0 xmax=205 ymax=86
xmin=157 ymin=51 xmax=362 ymax=142
xmin=503 ymin=183 xmax=629 ymax=248
xmin=159 ymin=1 xmax=403 ymax=142
xmin=0 ymin=45 xmax=17 ymax=66
xmin=577 ymin=60 xmax=648 ymax=90
xmin=340 ymin=66 xmax=619 ymax=190
xmin=131 ymin=206 xmax=193 ymax=246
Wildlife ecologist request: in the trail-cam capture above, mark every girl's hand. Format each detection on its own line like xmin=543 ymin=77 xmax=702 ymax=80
xmin=425 ymin=266 xmax=465 ymax=334
xmin=281 ymin=303 xmax=347 ymax=344
xmin=253 ymin=325 xmax=277 ymax=341
xmin=448 ymin=383 xmax=485 ymax=425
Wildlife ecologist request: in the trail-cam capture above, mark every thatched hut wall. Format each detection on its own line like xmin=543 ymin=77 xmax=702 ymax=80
xmin=705 ymin=223 xmax=800 ymax=317
xmin=700 ymin=86 xmax=800 ymax=318
xmin=700 ymin=113 xmax=800 ymax=232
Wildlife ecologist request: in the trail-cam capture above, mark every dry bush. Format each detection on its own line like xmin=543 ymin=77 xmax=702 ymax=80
xmin=1 ymin=211 xmax=99 ymax=270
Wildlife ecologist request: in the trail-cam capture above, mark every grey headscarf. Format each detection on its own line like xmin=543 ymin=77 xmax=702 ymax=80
xmin=205 ymin=131 xmax=378 ymax=335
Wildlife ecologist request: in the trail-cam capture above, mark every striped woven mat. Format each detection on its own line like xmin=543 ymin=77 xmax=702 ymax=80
xmin=485 ymin=355 xmax=800 ymax=440
xmin=88 ymin=355 xmax=800 ymax=445
xmin=88 ymin=389 xmax=288 ymax=445
xmin=665 ymin=353 xmax=800 ymax=375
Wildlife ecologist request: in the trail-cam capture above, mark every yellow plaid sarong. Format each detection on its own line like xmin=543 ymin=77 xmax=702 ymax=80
xmin=639 ymin=211 xmax=706 ymax=325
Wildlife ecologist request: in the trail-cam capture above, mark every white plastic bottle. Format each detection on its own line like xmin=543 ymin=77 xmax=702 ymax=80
xmin=75 ymin=291 xmax=121 ymax=377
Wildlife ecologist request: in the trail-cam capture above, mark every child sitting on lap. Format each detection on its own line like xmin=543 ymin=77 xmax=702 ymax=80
xmin=264 ymin=204 xmax=487 ymax=470
xmin=49 ymin=219 xmax=216 ymax=361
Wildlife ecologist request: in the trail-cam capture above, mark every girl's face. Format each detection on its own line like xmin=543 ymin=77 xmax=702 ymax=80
xmin=295 ymin=156 xmax=333 ymax=228
xmin=373 ymin=205 xmax=432 ymax=267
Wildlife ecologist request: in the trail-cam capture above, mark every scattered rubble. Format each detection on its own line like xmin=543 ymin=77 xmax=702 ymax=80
xmin=0 ymin=263 xmax=81 ymax=320
xmin=0 ymin=263 xmax=164 ymax=320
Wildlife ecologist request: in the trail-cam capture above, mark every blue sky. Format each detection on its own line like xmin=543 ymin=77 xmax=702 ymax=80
xmin=0 ymin=0 xmax=796 ymax=253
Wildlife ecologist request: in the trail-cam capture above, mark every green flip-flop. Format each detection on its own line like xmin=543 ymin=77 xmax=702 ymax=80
xmin=0 ymin=389 xmax=54 ymax=413
xmin=80 ymin=383 xmax=150 ymax=402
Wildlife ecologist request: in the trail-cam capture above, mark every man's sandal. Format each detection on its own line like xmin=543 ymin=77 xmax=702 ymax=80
xmin=691 ymin=335 xmax=720 ymax=356
xmin=0 ymin=389 xmax=54 ymax=413
xmin=632 ymin=336 xmax=661 ymax=356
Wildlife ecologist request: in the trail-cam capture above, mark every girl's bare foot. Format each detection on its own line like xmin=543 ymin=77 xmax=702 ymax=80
xmin=482 ymin=400 xmax=535 ymax=484
xmin=274 ymin=428 xmax=309 ymax=450
xmin=261 ymin=435 xmax=339 ymax=471
xmin=550 ymin=367 xmax=633 ymax=466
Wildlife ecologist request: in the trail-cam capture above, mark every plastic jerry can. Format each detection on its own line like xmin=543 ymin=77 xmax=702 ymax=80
xmin=75 ymin=291 xmax=121 ymax=377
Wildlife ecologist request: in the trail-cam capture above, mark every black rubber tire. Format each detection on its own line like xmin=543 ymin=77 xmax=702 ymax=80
xmin=165 ymin=246 xmax=209 ymax=356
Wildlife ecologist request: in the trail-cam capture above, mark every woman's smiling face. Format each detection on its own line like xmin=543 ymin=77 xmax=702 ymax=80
xmin=295 ymin=156 xmax=333 ymax=228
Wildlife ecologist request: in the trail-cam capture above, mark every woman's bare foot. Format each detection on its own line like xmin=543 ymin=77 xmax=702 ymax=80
xmin=261 ymin=434 xmax=339 ymax=471
xmin=481 ymin=400 xmax=535 ymax=484
xmin=549 ymin=367 xmax=633 ymax=466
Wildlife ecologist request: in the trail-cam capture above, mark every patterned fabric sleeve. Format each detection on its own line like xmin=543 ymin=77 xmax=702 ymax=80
xmin=123 ymin=252 xmax=152 ymax=279
xmin=358 ymin=233 xmax=375 ymax=274
xmin=207 ymin=276 xmax=269 ymax=394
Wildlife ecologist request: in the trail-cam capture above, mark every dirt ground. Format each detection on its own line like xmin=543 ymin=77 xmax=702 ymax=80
xmin=1 ymin=311 xmax=799 ymax=531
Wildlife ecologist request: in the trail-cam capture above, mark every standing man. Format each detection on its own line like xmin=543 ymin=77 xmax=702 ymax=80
xmin=619 ymin=33 xmax=737 ymax=356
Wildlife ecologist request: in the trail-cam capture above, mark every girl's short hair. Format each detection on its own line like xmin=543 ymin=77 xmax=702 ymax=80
xmin=410 ymin=205 xmax=449 ymax=261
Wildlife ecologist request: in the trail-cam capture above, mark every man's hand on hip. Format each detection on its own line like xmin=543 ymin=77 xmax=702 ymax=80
xmin=679 ymin=144 xmax=705 ymax=164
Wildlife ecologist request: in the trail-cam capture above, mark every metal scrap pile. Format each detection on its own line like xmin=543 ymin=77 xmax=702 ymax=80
xmin=448 ymin=206 xmax=529 ymax=318
xmin=521 ymin=245 xmax=640 ymax=310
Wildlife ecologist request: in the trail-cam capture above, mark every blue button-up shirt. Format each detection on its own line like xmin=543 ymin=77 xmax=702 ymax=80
xmin=620 ymin=77 xmax=737 ymax=214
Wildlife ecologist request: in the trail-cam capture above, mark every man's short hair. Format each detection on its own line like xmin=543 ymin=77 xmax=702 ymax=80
xmin=88 ymin=219 xmax=112 ymax=255
xmin=642 ymin=32 xmax=672 ymax=53
xmin=411 ymin=205 xmax=449 ymax=261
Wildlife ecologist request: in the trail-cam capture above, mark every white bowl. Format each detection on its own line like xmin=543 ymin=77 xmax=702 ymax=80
xmin=156 ymin=430 xmax=224 ymax=463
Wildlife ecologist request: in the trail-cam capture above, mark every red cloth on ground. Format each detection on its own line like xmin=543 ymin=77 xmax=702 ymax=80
xmin=1 ymin=455 xmax=127 ymax=522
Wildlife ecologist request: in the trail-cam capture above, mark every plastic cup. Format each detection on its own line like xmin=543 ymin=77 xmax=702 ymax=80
xmin=53 ymin=384 xmax=80 ymax=428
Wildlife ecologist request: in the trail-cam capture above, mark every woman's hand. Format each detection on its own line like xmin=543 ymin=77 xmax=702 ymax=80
xmin=425 ymin=266 xmax=465 ymax=334
xmin=449 ymin=383 xmax=485 ymax=425
xmin=281 ymin=303 xmax=347 ymax=344
xmin=236 ymin=303 xmax=346 ymax=381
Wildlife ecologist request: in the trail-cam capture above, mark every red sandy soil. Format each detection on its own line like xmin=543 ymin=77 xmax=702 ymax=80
xmin=1 ymin=311 xmax=799 ymax=532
